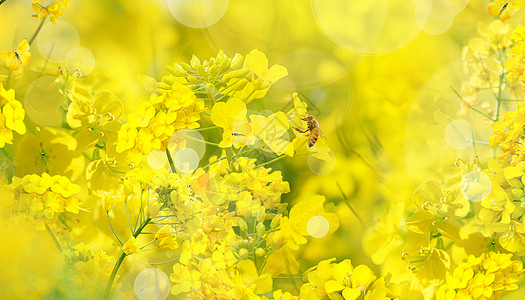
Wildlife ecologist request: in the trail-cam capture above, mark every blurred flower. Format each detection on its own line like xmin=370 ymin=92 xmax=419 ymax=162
xmin=14 ymin=127 xmax=84 ymax=181
xmin=2 ymin=172 xmax=81 ymax=229
xmin=0 ymin=83 xmax=25 ymax=147
xmin=32 ymin=0 xmax=71 ymax=24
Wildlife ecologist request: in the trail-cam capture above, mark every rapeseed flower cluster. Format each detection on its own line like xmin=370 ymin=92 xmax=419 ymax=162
xmin=116 ymin=83 xmax=205 ymax=155
xmin=32 ymin=0 xmax=70 ymax=24
xmin=437 ymin=252 xmax=523 ymax=299
xmin=0 ymin=173 xmax=80 ymax=230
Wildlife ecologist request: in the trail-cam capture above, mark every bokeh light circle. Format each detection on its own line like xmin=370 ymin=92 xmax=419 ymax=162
xmin=36 ymin=21 xmax=80 ymax=63
xmin=274 ymin=49 xmax=349 ymax=88
xmin=420 ymin=13 xmax=455 ymax=35
xmin=312 ymin=0 xmax=430 ymax=55
xmin=134 ymin=268 xmax=170 ymax=300
xmin=168 ymin=129 xmax=207 ymax=160
xmin=404 ymin=60 xmax=496 ymax=180
xmin=307 ymin=215 xmax=330 ymax=238
xmin=24 ymin=76 xmax=64 ymax=127
xmin=460 ymin=171 xmax=492 ymax=203
xmin=173 ymin=148 xmax=200 ymax=173
xmin=307 ymin=149 xmax=336 ymax=175
xmin=147 ymin=150 xmax=168 ymax=170
xmin=66 ymin=47 xmax=95 ymax=76
xmin=167 ymin=0 xmax=230 ymax=28
xmin=444 ymin=119 xmax=475 ymax=150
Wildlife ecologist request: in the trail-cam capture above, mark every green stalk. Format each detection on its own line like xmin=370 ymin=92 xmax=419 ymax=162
xmin=166 ymin=149 xmax=176 ymax=173
xmin=45 ymin=223 xmax=62 ymax=252
xmin=29 ymin=17 xmax=47 ymax=46
xmin=104 ymin=217 xmax=151 ymax=299
xmin=256 ymin=154 xmax=286 ymax=168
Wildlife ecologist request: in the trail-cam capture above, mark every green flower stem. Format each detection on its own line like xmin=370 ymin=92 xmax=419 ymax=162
xmin=255 ymin=154 xmax=286 ymax=168
xmin=225 ymin=147 xmax=236 ymax=171
xmin=149 ymin=257 xmax=180 ymax=266
xmin=104 ymin=252 xmax=125 ymax=299
xmin=58 ymin=215 xmax=70 ymax=231
xmin=124 ymin=201 xmax=134 ymax=233
xmin=29 ymin=17 xmax=47 ymax=46
xmin=104 ymin=217 xmax=152 ymax=299
xmin=107 ymin=213 xmax=123 ymax=246
xmin=45 ymin=224 xmax=62 ymax=252
xmin=186 ymin=135 xmax=220 ymax=146
xmin=234 ymin=145 xmax=246 ymax=159
xmin=0 ymin=0 xmax=7 ymax=6
xmin=450 ymin=86 xmax=495 ymax=122
xmin=193 ymin=125 xmax=218 ymax=131
xmin=166 ymin=149 xmax=176 ymax=173
xmin=200 ymin=155 xmax=229 ymax=171
xmin=258 ymin=253 xmax=270 ymax=275
xmin=141 ymin=246 xmax=160 ymax=252
xmin=140 ymin=238 xmax=157 ymax=249
xmin=337 ymin=182 xmax=364 ymax=227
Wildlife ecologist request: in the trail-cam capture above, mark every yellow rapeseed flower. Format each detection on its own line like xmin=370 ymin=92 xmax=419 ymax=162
xmin=122 ymin=236 xmax=140 ymax=255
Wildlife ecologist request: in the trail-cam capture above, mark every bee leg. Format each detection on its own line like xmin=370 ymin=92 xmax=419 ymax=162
xmin=293 ymin=128 xmax=308 ymax=133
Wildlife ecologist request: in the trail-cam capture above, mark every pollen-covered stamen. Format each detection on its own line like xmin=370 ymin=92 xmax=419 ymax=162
xmin=104 ymin=112 xmax=115 ymax=122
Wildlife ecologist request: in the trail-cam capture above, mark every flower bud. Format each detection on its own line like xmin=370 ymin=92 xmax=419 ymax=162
xmin=181 ymin=62 xmax=193 ymax=73
xmin=208 ymin=64 xmax=218 ymax=75
xmin=231 ymin=53 xmax=244 ymax=69
xmin=187 ymin=75 xmax=198 ymax=83
xmin=162 ymin=76 xmax=177 ymax=86
xmin=196 ymin=64 xmax=206 ymax=75
xmin=157 ymin=82 xmax=172 ymax=90
xmin=103 ymin=193 xmax=116 ymax=212
xmin=239 ymin=239 xmax=249 ymax=248
xmin=239 ymin=219 xmax=248 ymax=232
xmin=219 ymin=58 xmax=231 ymax=71
xmin=256 ymin=223 xmax=266 ymax=237
xmin=239 ymin=248 xmax=249 ymax=258
xmin=190 ymin=55 xmax=201 ymax=69
xmin=256 ymin=208 xmax=265 ymax=222
xmin=167 ymin=64 xmax=186 ymax=76
xmin=255 ymin=248 xmax=265 ymax=257
xmin=270 ymin=214 xmax=282 ymax=229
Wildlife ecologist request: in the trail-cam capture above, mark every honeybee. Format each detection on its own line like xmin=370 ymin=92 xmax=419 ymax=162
xmin=293 ymin=115 xmax=323 ymax=148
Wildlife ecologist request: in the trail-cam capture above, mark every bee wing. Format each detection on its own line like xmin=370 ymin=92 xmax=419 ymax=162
xmin=488 ymin=2 xmax=503 ymax=16
xmin=18 ymin=52 xmax=31 ymax=67
xmin=500 ymin=7 xmax=514 ymax=20
xmin=16 ymin=39 xmax=30 ymax=54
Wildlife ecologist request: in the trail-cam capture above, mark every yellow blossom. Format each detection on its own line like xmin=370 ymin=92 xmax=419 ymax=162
xmin=122 ymin=237 xmax=141 ymax=255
